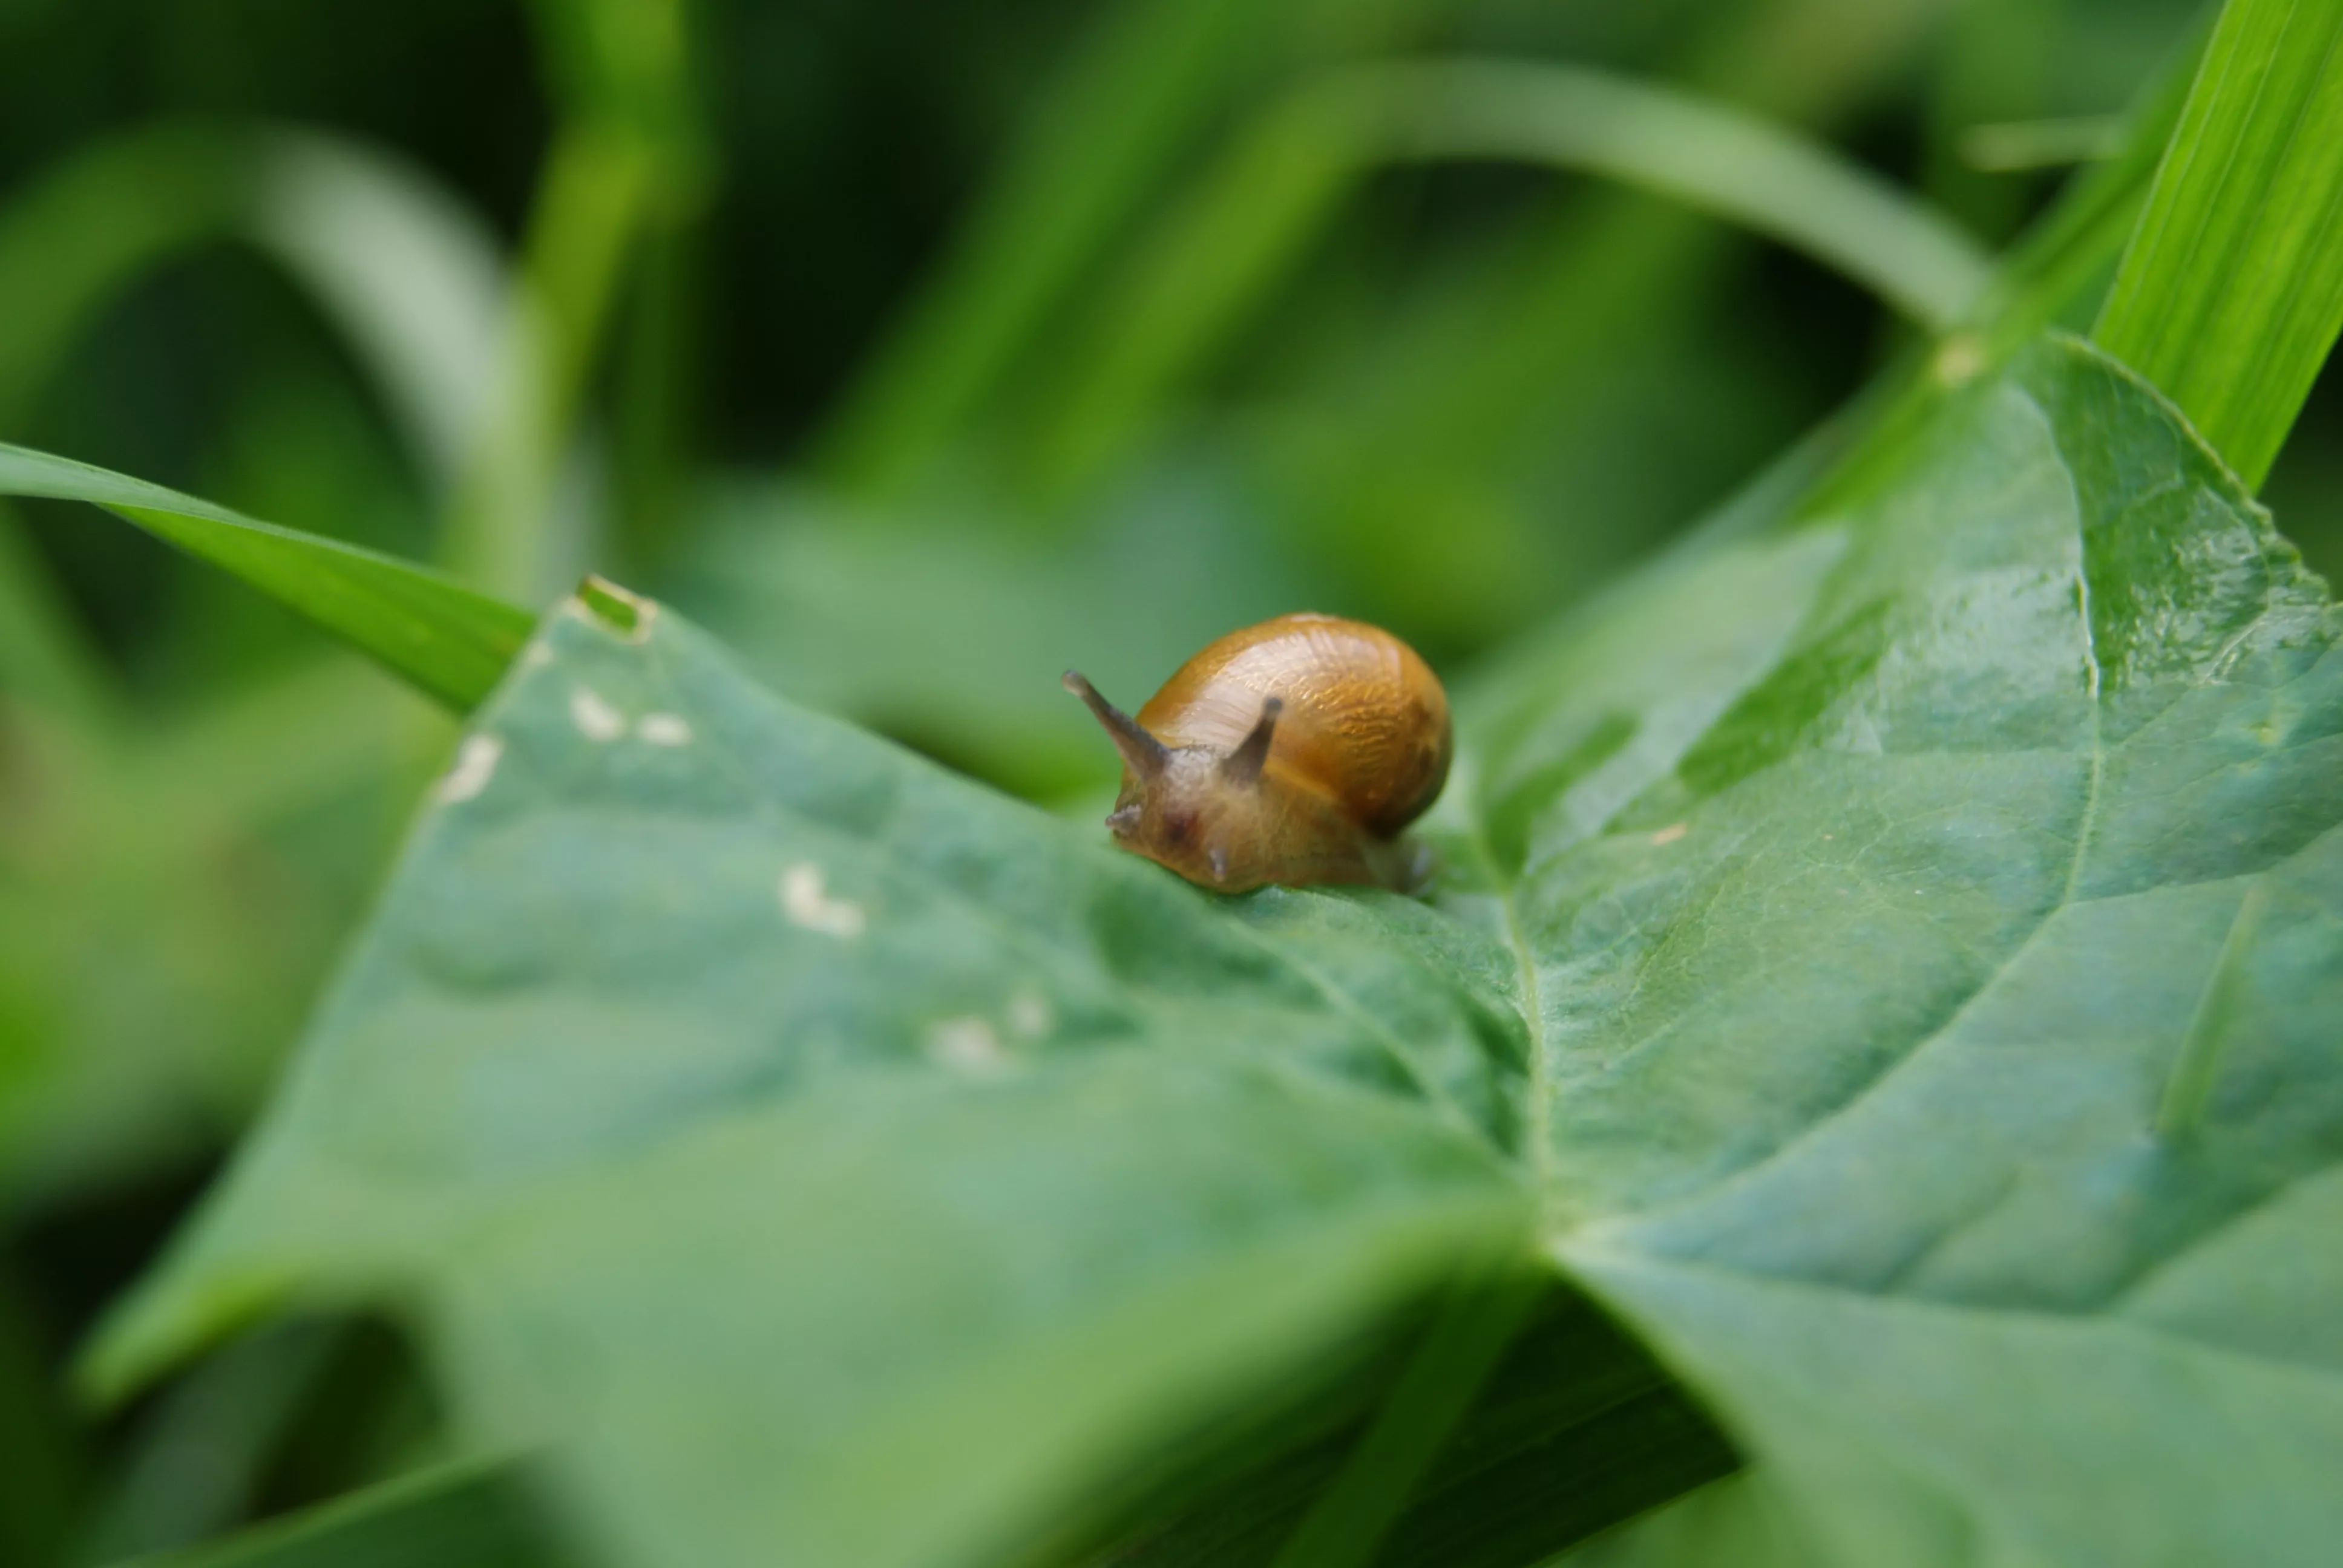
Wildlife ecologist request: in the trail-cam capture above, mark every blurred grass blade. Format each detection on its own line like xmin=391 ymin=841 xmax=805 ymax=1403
xmin=1956 ymin=116 xmax=2124 ymax=172
xmin=0 ymin=122 xmax=514 ymax=495
xmin=0 ymin=126 xmax=251 ymax=434
xmin=812 ymin=0 xmax=1279 ymax=495
xmin=434 ymin=123 xmax=652 ymax=599
xmin=0 ymin=123 xmax=514 ymax=500
xmin=0 ymin=124 xmax=251 ymax=717
xmin=1177 ymin=0 xmax=1956 ymax=649
xmin=0 ymin=1267 xmax=87 ymax=1568
xmin=0 ymin=505 xmax=114 ymax=716
xmin=247 ymin=132 xmax=511 ymax=493
xmin=1789 ymin=13 xmax=2208 ymax=528
xmin=1971 ymin=10 xmax=2206 ymax=351
xmin=1035 ymin=58 xmax=1988 ymax=491
xmin=1122 ymin=1285 xmax=1735 ymax=1565
xmin=2094 ymin=0 xmax=2343 ymax=487
xmin=0 ymin=445 xmax=531 ymax=711
xmin=149 ymin=1459 xmax=564 ymax=1568
xmin=813 ymin=0 xmax=1440 ymax=496
xmin=1267 ymin=1261 xmax=1540 ymax=1568
xmin=439 ymin=0 xmax=708 ymax=599
xmin=0 ymin=124 xmax=522 ymax=715
xmin=82 ymin=1325 xmax=338 ymax=1562
xmin=1377 ymin=62 xmax=1988 ymax=325
xmin=1921 ymin=0 xmax=2057 ymax=243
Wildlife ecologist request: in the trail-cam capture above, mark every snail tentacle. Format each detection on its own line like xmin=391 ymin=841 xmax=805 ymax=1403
xmin=1218 ymin=696 xmax=1282 ymax=786
xmin=1063 ymin=670 xmax=1168 ymax=779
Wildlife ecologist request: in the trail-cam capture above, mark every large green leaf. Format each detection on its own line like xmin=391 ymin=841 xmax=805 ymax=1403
xmin=92 ymin=592 xmax=1545 ymax=1566
xmin=1463 ymin=333 xmax=2343 ymax=1564
xmin=99 ymin=333 xmax=2342 ymax=1567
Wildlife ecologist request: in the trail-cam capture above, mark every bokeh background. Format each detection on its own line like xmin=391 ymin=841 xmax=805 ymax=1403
xmin=1 ymin=0 xmax=2333 ymax=1561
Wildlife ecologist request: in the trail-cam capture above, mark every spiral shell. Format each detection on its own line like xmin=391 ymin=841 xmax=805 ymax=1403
xmin=1064 ymin=613 xmax=1450 ymax=892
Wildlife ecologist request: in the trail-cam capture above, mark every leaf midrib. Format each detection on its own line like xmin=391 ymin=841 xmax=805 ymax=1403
xmin=1492 ymin=358 xmax=2322 ymax=1265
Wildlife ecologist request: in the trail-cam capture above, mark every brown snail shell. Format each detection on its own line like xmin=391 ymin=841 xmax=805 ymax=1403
xmin=1064 ymin=613 xmax=1452 ymax=892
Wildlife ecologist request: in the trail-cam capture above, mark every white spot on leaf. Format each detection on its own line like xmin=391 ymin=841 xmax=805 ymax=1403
xmin=927 ymin=1017 xmax=1009 ymax=1076
xmin=636 ymin=712 xmax=693 ymax=746
xmin=780 ymin=863 xmax=866 ymax=939
xmin=434 ymin=733 xmax=503 ymax=803
xmin=1650 ymin=822 xmax=1688 ymax=846
xmin=570 ymin=687 xmax=626 ymax=742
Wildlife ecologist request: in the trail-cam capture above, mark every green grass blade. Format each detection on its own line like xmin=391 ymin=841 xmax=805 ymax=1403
xmin=0 ymin=1267 xmax=87 ymax=1568
xmin=1233 ymin=0 xmax=1951 ymax=593
xmin=1956 ymin=116 xmax=2125 ymax=173
xmin=245 ymin=132 xmax=512 ymax=494
xmin=0 ymin=124 xmax=251 ymax=718
xmin=809 ymin=0 xmax=1279 ymax=495
xmin=0 ymin=126 xmax=252 ymax=434
xmin=0 ymin=505 xmax=116 ymax=717
xmin=145 ymin=1459 xmax=563 ymax=1568
xmin=82 ymin=1325 xmax=338 ymax=1563
xmin=1119 ymin=1285 xmax=1735 ymax=1565
xmin=434 ymin=123 xmax=654 ymax=599
xmin=1267 ymin=1261 xmax=1541 ymax=1568
xmin=0 ymin=445 xmax=531 ymax=711
xmin=1970 ymin=11 xmax=2204 ymax=349
xmin=438 ymin=0 xmax=707 ymax=600
xmin=2094 ymin=0 xmax=2343 ymax=487
xmin=0 ymin=123 xmax=521 ymax=717
xmin=1031 ymin=58 xmax=1988 ymax=492
xmin=1780 ymin=14 xmax=2207 ymax=529
xmin=1378 ymin=62 xmax=1989 ymax=325
xmin=813 ymin=0 xmax=1440 ymax=497
xmin=1919 ymin=0 xmax=2058 ymax=242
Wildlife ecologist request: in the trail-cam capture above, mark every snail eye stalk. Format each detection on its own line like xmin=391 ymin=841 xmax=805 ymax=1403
xmin=1063 ymin=670 xmax=1168 ymax=779
xmin=1219 ymin=696 xmax=1282 ymax=786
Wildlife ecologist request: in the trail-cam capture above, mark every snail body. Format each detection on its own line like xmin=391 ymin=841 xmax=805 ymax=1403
xmin=1064 ymin=613 xmax=1451 ymax=892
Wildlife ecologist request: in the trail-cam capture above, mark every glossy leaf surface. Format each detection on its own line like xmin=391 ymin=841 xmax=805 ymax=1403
xmin=1464 ymin=335 xmax=2343 ymax=1566
xmin=102 ymin=335 xmax=2343 ymax=1568
xmin=96 ymin=595 xmax=1539 ymax=1568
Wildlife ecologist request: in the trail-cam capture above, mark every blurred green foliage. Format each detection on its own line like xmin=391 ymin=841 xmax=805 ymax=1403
xmin=7 ymin=0 xmax=2341 ymax=1563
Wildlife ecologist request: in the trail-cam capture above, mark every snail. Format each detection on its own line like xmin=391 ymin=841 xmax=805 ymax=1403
xmin=1063 ymin=613 xmax=1452 ymax=892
